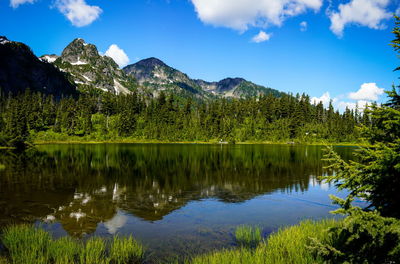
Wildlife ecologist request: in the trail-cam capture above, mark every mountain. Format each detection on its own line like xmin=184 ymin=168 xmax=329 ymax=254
xmin=123 ymin=57 xmax=213 ymax=100
xmin=41 ymin=38 xmax=138 ymax=95
xmin=1 ymin=36 xmax=283 ymax=100
xmin=195 ymin=77 xmax=283 ymax=98
xmin=124 ymin=57 xmax=283 ymax=99
xmin=0 ymin=36 xmax=76 ymax=97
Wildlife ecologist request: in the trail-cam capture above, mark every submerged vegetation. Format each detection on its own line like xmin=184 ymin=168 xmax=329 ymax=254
xmin=235 ymin=226 xmax=262 ymax=248
xmin=0 ymin=225 xmax=144 ymax=264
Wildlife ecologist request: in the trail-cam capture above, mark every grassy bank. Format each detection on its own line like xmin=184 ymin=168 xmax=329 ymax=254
xmin=29 ymin=130 xmax=365 ymax=146
xmin=1 ymin=220 xmax=339 ymax=264
xmin=189 ymin=219 xmax=339 ymax=264
xmin=0 ymin=225 xmax=144 ymax=264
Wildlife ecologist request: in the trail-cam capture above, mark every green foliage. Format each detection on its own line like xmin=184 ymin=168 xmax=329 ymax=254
xmin=1 ymin=225 xmax=145 ymax=264
xmin=48 ymin=237 xmax=79 ymax=264
xmin=0 ymin=87 xmax=360 ymax=147
xmin=235 ymin=226 xmax=262 ymax=248
xmin=109 ymin=236 xmax=144 ymax=264
xmin=79 ymin=237 xmax=107 ymax=264
xmin=312 ymin=210 xmax=400 ymax=264
xmin=190 ymin=219 xmax=338 ymax=264
xmin=2 ymin=224 xmax=51 ymax=264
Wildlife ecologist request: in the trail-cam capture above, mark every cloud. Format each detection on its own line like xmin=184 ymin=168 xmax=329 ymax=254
xmin=338 ymin=100 xmax=370 ymax=111
xmin=105 ymin=44 xmax=130 ymax=68
xmin=348 ymin=82 xmax=384 ymax=101
xmin=55 ymin=0 xmax=102 ymax=27
xmin=10 ymin=0 xmax=35 ymax=8
xmin=300 ymin=21 xmax=307 ymax=31
xmin=252 ymin=31 xmax=271 ymax=43
xmin=190 ymin=0 xmax=323 ymax=31
xmin=311 ymin=92 xmax=332 ymax=106
xmin=328 ymin=0 xmax=391 ymax=37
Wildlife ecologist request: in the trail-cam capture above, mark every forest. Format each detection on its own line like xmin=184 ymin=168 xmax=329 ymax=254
xmin=0 ymin=88 xmax=365 ymax=147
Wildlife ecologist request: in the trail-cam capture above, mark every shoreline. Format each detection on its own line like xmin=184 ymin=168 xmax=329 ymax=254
xmin=32 ymin=139 xmax=366 ymax=147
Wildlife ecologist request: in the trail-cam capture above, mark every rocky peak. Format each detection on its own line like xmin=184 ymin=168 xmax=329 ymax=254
xmin=60 ymin=38 xmax=100 ymax=65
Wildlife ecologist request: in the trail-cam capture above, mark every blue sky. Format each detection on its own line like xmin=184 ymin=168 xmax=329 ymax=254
xmin=2 ymin=0 xmax=400 ymax=110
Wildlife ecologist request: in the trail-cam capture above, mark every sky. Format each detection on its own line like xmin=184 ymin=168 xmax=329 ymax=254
xmin=2 ymin=0 xmax=400 ymax=111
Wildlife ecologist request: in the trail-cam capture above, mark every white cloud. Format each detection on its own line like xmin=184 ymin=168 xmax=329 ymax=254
xmin=55 ymin=0 xmax=102 ymax=27
xmin=311 ymin=92 xmax=332 ymax=106
xmin=190 ymin=0 xmax=323 ymax=31
xmin=348 ymin=82 xmax=384 ymax=101
xmin=105 ymin=44 xmax=130 ymax=68
xmin=338 ymin=100 xmax=369 ymax=111
xmin=10 ymin=0 xmax=35 ymax=8
xmin=252 ymin=31 xmax=271 ymax=43
xmin=329 ymin=0 xmax=391 ymax=37
xmin=300 ymin=21 xmax=307 ymax=31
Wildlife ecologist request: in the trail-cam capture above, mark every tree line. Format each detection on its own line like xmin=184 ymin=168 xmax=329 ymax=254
xmin=0 ymin=88 xmax=369 ymax=147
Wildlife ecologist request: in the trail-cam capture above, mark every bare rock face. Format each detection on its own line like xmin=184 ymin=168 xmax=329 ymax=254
xmin=48 ymin=38 xmax=137 ymax=95
xmin=0 ymin=36 xmax=76 ymax=97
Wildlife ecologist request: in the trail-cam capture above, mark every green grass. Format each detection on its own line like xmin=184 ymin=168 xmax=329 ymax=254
xmin=0 ymin=164 xmax=5 ymax=170
xmin=2 ymin=224 xmax=51 ymax=264
xmin=235 ymin=226 xmax=262 ymax=248
xmin=109 ymin=236 xmax=144 ymax=264
xmin=79 ymin=237 xmax=107 ymax=264
xmin=1 ymin=225 xmax=144 ymax=264
xmin=48 ymin=237 xmax=79 ymax=264
xmin=190 ymin=219 xmax=339 ymax=264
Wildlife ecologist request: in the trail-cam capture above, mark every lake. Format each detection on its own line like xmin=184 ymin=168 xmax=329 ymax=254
xmin=0 ymin=144 xmax=361 ymax=262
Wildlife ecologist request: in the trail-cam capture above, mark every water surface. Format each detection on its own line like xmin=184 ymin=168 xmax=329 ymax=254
xmin=0 ymin=144 xmax=359 ymax=262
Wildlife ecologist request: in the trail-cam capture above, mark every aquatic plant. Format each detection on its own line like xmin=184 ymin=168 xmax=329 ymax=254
xmin=190 ymin=219 xmax=338 ymax=264
xmin=1 ymin=225 xmax=145 ymax=264
xmin=2 ymin=224 xmax=51 ymax=264
xmin=235 ymin=225 xmax=262 ymax=248
xmin=109 ymin=236 xmax=144 ymax=264
xmin=48 ymin=237 xmax=80 ymax=264
xmin=79 ymin=237 xmax=108 ymax=264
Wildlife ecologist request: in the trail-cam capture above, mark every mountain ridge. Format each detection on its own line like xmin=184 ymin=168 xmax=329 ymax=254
xmin=124 ymin=58 xmax=284 ymax=99
xmin=1 ymin=36 xmax=284 ymax=100
xmin=0 ymin=36 xmax=76 ymax=97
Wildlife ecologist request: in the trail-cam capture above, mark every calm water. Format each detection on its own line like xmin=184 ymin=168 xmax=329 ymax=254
xmin=0 ymin=144 xmax=360 ymax=262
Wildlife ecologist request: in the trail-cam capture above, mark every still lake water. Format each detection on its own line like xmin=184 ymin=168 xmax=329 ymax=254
xmin=0 ymin=144 xmax=361 ymax=262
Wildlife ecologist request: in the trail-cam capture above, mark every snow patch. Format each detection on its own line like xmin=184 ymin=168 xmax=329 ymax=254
xmin=0 ymin=37 xmax=10 ymax=45
xmin=41 ymin=55 xmax=57 ymax=63
xmin=113 ymin=79 xmax=130 ymax=95
xmin=82 ymin=75 xmax=92 ymax=82
xmin=71 ymin=60 xmax=87 ymax=65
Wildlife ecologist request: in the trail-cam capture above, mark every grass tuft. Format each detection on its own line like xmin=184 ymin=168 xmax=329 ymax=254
xmin=2 ymin=224 xmax=51 ymax=264
xmin=109 ymin=235 xmax=144 ymax=264
xmin=79 ymin=237 xmax=108 ymax=264
xmin=48 ymin=237 xmax=80 ymax=264
xmin=190 ymin=219 xmax=339 ymax=264
xmin=1 ymin=225 xmax=145 ymax=264
xmin=235 ymin=225 xmax=262 ymax=248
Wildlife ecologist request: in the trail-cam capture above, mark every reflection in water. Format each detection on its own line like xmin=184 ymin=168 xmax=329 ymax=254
xmin=0 ymin=144 xmax=355 ymax=259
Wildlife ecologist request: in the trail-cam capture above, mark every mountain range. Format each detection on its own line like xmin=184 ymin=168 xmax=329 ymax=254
xmin=1 ymin=36 xmax=284 ymax=100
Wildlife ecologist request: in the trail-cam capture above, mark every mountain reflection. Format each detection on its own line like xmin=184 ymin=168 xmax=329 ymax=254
xmin=0 ymin=144 xmax=354 ymax=237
